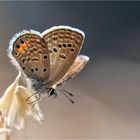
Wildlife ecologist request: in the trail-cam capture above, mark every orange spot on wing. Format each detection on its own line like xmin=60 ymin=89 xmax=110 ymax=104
xmin=22 ymin=38 xmax=29 ymax=50
xmin=22 ymin=43 xmax=28 ymax=49
xmin=16 ymin=38 xmax=29 ymax=53
xmin=15 ymin=43 xmax=23 ymax=53
xmin=17 ymin=46 xmax=24 ymax=53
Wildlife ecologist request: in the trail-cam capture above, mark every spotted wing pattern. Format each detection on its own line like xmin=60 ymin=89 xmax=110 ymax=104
xmin=57 ymin=55 xmax=89 ymax=86
xmin=10 ymin=32 xmax=50 ymax=81
xmin=42 ymin=26 xmax=84 ymax=87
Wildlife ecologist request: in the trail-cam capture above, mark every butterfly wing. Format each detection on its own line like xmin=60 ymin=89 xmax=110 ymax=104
xmin=42 ymin=26 xmax=85 ymax=87
xmin=8 ymin=30 xmax=50 ymax=82
xmin=56 ymin=55 xmax=89 ymax=86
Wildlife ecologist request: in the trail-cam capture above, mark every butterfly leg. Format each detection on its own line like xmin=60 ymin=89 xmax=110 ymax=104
xmin=30 ymin=94 xmax=41 ymax=108
xmin=26 ymin=92 xmax=41 ymax=107
xmin=26 ymin=92 xmax=39 ymax=101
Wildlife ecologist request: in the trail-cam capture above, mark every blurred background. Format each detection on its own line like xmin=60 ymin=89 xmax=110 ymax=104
xmin=0 ymin=1 xmax=140 ymax=139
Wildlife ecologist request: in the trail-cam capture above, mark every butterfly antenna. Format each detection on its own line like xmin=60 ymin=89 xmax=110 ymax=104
xmin=59 ymin=89 xmax=74 ymax=104
xmin=61 ymin=89 xmax=74 ymax=97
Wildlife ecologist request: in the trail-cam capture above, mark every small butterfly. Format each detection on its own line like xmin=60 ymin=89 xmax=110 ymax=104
xmin=8 ymin=26 xmax=89 ymax=104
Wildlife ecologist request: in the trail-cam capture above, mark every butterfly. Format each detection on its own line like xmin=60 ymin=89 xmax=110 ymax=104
xmin=8 ymin=26 xmax=89 ymax=104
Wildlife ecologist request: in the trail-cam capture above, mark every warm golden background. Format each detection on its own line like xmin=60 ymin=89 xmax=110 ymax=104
xmin=0 ymin=1 xmax=140 ymax=140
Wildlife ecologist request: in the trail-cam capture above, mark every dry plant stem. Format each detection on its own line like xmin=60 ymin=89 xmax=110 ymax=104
xmin=4 ymin=131 xmax=10 ymax=140
xmin=3 ymin=122 xmax=11 ymax=140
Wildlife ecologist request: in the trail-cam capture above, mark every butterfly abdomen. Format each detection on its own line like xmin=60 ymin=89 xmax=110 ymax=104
xmin=25 ymin=78 xmax=50 ymax=94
